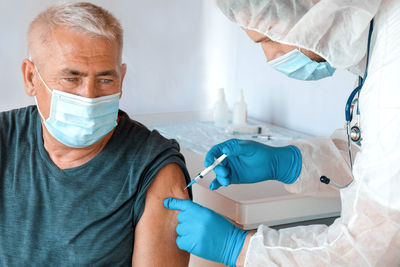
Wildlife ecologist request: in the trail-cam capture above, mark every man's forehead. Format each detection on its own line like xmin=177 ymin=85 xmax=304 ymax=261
xmin=32 ymin=26 xmax=121 ymax=66
xmin=51 ymin=27 xmax=118 ymax=54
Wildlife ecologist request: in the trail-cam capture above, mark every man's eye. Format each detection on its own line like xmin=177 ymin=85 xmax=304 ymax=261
xmin=64 ymin=78 xmax=78 ymax=82
xmin=100 ymin=79 xmax=113 ymax=84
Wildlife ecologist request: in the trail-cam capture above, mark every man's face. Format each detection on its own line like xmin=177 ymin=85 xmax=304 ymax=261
xmin=28 ymin=26 xmax=126 ymax=119
xmin=244 ymin=29 xmax=325 ymax=62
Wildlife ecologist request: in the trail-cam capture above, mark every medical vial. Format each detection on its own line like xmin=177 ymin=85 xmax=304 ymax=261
xmin=213 ymin=88 xmax=230 ymax=127
xmin=232 ymin=88 xmax=247 ymax=125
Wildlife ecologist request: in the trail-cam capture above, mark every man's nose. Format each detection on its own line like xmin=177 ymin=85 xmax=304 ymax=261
xmin=80 ymin=78 xmax=97 ymax=98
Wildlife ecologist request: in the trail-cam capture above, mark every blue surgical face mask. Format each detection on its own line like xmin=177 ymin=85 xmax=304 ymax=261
xmin=34 ymin=66 xmax=120 ymax=148
xmin=268 ymin=49 xmax=336 ymax=80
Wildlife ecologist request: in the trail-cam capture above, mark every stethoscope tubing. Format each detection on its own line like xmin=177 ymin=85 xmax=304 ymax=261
xmin=345 ymin=85 xmax=362 ymax=122
xmin=322 ymin=19 xmax=374 ymax=190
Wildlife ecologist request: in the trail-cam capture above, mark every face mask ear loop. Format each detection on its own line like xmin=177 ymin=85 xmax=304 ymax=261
xmin=32 ymin=64 xmax=52 ymax=121
xmin=33 ymin=65 xmax=53 ymax=94
xmin=34 ymin=96 xmax=46 ymax=121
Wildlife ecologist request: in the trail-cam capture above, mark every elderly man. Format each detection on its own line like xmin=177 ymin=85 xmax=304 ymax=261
xmin=0 ymin=2 xmax=190 ymax=266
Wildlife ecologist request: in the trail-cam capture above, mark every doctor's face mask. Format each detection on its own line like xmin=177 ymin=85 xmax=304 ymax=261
xmin=268 ymin=49 xmax=336 ymax=80
xmin=33 ymin=65 xmax=120 ymax=148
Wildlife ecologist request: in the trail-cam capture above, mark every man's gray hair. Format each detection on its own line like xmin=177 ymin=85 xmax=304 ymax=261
xmin=28 ymin=2 xmax=123 ymax=58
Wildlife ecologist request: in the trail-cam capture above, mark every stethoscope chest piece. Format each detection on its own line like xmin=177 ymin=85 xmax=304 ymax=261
xmin=350 ymin=125 xmax=361 ymax=142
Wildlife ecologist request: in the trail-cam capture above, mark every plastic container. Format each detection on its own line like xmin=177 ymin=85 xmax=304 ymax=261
xmin=232 ymin=88 xmax=247 ymax=125
xmin=225 ymin=124 xmax=269 ymax=135
xmin=213 ymin=88 xmax=230 ymax=127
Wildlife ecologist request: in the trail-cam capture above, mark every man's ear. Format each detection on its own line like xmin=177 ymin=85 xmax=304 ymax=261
xmin=119 ymin=63 xmax=127 ymax=98
xmin=22 ymin=59 xmax=37 ymax=96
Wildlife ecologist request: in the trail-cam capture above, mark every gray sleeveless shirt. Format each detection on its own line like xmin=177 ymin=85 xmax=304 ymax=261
xmin=0 ymin=106 xmax=190 ymax=266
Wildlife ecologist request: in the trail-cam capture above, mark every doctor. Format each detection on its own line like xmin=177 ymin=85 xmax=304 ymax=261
xmin=165 ymin=0 xmax=400 ymax=266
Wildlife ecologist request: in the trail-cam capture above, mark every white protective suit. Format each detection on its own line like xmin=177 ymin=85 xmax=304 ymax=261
xmin=217 ymin=0 xmax=400 ymax=266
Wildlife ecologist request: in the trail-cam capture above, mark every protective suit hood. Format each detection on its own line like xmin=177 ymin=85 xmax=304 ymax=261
xmin=217 ymin=0 xmax=382 ymax=76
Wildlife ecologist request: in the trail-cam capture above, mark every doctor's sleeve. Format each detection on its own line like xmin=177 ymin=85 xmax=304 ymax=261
xmin=283 ymin=128 xmax=358 ymax=197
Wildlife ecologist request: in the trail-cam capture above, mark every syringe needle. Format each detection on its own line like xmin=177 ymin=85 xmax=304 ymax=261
xmin=183 ymin=177 xmax=198 ymax=191
xmin=183 ymin=154 xmax=227 ymax=190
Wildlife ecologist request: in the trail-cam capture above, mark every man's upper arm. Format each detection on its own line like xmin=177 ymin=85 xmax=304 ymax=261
xmin=132 ymin=163 xmax=190 ymax=266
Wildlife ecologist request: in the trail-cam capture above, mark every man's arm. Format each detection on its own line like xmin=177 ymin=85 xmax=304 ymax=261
xmin=132 ymin=163 xmax=190 ymax=266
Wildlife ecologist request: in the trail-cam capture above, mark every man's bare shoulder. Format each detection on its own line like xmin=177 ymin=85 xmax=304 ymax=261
xmin=146 ymin=163 xmax=189 ymax=200
xmin=132 ymin=163 xmax=190 ymax=266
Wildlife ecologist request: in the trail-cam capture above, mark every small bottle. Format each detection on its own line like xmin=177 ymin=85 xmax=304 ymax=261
xmin=232 ymin=88 xmax=247 ymax=125
xmin=213 ymin=88 xmax=230 ymax=127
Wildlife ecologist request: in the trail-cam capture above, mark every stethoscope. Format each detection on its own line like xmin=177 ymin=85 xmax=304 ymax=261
xmin=320 ymin=19 xmax=374 ymax=190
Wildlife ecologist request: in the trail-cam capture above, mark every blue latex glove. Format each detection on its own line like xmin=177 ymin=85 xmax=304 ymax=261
xmin=205 ymin=139 xmax=302 ymax=190
xmin=164 ymin=198 xmax=247 ymax=267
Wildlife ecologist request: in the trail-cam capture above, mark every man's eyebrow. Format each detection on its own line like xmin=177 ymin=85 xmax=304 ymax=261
xmin=96 ymin=70 xmax=118 ymax=77
xmin=60 ymin=68 xmax=88 ymax=77
xmin=59 ymin=69 xmax=118 ymax=77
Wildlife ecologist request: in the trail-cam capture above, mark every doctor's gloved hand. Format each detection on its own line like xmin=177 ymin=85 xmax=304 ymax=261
xmin=164 ymin=198 xmax=247 ymax=267
xmin=205 ymin=139 xmax=302 ymax=190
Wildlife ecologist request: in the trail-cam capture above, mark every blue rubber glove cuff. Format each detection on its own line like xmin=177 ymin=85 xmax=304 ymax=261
xmin=277 ymin=145 xmax=302 ymax=184
xmin=223 ymin=227 xmax=248 ymax=267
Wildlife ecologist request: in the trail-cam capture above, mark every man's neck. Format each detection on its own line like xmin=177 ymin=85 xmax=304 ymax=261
xmin=41 ymin=124 xmax=115 ymax=170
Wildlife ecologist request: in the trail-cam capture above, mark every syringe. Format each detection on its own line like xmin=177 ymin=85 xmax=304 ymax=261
xmin=184 ymin=154 xmax=227 ymax=190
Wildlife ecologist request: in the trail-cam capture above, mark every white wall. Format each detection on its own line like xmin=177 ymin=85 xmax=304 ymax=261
xmin=230 ymin=28 xmax=356 ymax=136
xmin=202 ymin=1 xmax=357 ymax=136
xmin=0 ymin=0 xmax=207 ymax=113
xmin=0 ymin=0 xmax=356 ymax=136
